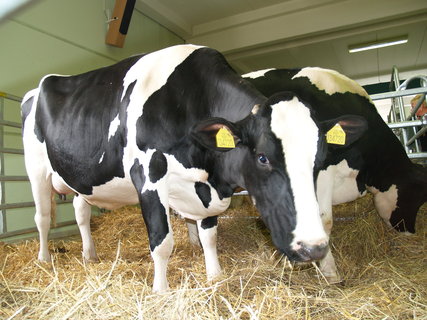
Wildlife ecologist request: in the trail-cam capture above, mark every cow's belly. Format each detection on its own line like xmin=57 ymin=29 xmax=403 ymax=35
xmin=83 ymin=177 xmax=139 ymax=210
xmin=330 ymin=160 xmax=366 ymax=205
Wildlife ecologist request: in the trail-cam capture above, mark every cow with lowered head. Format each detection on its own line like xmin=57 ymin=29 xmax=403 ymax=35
xmin=21 ymin=45 xmax=366 ymax=292
xmin=244 ymin=67 xmax=427 ymax=283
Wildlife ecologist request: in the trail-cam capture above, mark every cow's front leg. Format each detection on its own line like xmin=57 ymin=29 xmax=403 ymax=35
xmin=317 ymin=169 xmax=341 ymax=284
xmin=73 ymin=195 xmax=98 ymax=262
xmin=197 ymin=216 xmax=221 ymax=281
xmin=139 ymin=190 xmax=173 ymax=293
xmin=131 ymin=156 xmax=173 ymax=292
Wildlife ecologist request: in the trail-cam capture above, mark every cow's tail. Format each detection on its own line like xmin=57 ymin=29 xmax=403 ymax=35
xmin=50 ymin=192 xmax=57 ymax=227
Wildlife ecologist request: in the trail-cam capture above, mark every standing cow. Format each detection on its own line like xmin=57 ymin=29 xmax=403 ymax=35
xmin=22 ymin=45 xmax=365 ymax=292
xmin=244 ymin=67 xmax=427 ymax=282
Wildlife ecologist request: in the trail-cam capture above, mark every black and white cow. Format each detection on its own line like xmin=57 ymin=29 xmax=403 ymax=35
xmin=244 ymin=67 xmax=427 ymax=282
xmin=21 ymin=45 xmax=365 ymax=292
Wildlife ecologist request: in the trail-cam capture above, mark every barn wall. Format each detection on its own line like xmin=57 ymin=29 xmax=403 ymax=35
xmin=0 ymin=0 xmax=183 ymax=242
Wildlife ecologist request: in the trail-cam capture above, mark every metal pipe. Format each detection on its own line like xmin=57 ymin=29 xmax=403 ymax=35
xmin=407 ymin=152 xmax=427 ymax=159
xmin=398 ymin=75 xmax=427 ymax=91
xmin=0 ymin=220 xmax=77 ymax=239
xmin=0 ymin=92 xmax=22 ymax=103
xmin=371 ymin=87 xmax=427 ymax=101
xmin=406 ymin=126 xmax=427 ymax=146
xmin=0 ymin=176 xmax=29 ymax=182
xmin=0 ymin=199 xmax=72 ymax=210
xmin=0 ymin=147 xmax=24 ymax=155
xmin=388 ymin=119 xmax=425 ymax=129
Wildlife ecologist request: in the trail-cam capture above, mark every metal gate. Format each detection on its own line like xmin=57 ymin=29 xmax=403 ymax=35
xmin=370 ymin=66 xmax=427 ymax=163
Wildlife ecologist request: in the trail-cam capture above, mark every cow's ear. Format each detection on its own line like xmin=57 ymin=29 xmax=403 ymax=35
xmin=191 ymin=117 xmax=241 ymax=152
xmin=319 ymin=115 xmax=367 ymax=147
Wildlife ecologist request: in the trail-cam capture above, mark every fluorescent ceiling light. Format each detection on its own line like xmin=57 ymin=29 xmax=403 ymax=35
xmin=348 ymin=36 xmax=408 ymax=53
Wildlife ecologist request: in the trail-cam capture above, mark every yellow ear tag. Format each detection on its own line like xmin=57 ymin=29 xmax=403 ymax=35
xmin=216 ymin=127 xmax=235 ymax=148
xmin=326 ymin=124 xmax=346 ymax=145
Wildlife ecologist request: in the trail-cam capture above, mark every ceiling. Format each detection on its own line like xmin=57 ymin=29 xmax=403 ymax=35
xmin=135 ymin=0 xmax=427 ymax=85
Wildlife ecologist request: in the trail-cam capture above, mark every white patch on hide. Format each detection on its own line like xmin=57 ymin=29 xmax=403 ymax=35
xmin=108 ymin=114 xmax=120 ymax=141
xmin=243 ymin=68 xmax=275 ymax=79
xmin=292 ymin=67 xmax=371 ymax=100
xmin=98 ymin=152 xmax=105 ymax=164
xmin=367 ymin=184 xmax=398 ymax=225
xmin=270 ymin=97 xmax=328 ymax=249
xmin=251 ymin=104 xmax=260 ymax=114
xmin=123 ymin=45 xmax=204 ymax=164
xmin=329 ymin=160 xmax=366 ymax=205
xmin=166 ymin=155 xmax=231 ymax=221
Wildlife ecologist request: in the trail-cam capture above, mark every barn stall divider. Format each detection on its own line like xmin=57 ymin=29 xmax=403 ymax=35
xmin=0 ymin=70 xmax=426 ymax=241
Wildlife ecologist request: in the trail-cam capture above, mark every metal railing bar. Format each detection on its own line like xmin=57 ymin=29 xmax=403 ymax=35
xmin=406 ymin=126 xmax=427 ymax=146
xmin=0 ymin=119 xmax=21 ymax=129
xmin=0 ymin=92 xmax=22 ymax=103
xmin=0 ymin=199 xmax=73 ymax=210
xmin=407 ymin=152 xmax=427 ymax=159
xmin=371 ymin=87 xmax=427 ymax=101
xmin=0 ymin=176 xmax=29 ymax=182
xmin=0 ymin=147 xmax=24 ymax=155
xmin=388 ymin=119 xmax=426 ymax=129
xmin=0 ymin=220 xmax=77 ymax=239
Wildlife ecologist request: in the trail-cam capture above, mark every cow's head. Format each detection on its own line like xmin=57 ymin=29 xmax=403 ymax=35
xmin=192 ymin=92 xmax=367 ymax=262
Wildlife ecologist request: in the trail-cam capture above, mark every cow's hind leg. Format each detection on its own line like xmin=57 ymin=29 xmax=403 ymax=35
xmin=73 ymin=195 xmax=98 ymax=262
xmin=186 ymin=218 xmax=201 ymax=247
xmin=29 ymin=171 xmax=53 ymax=262
xmin=197 ymin=216 xmax=221 ymax=281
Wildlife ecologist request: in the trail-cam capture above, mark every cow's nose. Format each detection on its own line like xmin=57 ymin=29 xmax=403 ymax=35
xmin=295 ymin=241 xmax=328 ymax=262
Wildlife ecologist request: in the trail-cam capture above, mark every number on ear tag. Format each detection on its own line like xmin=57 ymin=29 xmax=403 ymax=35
xmin=326 ymin=124 xmax=346 ymax=145
xmin=216 ymin=127 xmax=235 ymax=148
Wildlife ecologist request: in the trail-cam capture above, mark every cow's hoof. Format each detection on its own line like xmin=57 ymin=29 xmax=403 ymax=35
xmin=38 ymin=252 xmax=52 ymax=263
xmin=83 ymin=253 xmax=100 ymax=263
xmin=324 ymin=273 xmax=342 ymax=284
xmin=207 ymin=271 xmax=222 ymax=282
xmin=152 ymin=283 xmax=170 ymax=294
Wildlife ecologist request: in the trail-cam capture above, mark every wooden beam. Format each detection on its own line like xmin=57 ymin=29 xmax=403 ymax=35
xmin=105 ymin=0 xmax=136 ymax=48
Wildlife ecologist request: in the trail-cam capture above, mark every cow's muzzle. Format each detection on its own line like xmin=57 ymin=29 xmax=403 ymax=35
xmin=294 ymin=241 xmax=328 ymax=262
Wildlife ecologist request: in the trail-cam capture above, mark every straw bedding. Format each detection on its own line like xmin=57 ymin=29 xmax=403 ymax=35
xmin=0 ymin=195 xmax=426 ymax=319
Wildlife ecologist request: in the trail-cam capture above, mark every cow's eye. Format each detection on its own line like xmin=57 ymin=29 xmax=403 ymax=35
xmin=258 ymin=154 xmax=269 ymax=165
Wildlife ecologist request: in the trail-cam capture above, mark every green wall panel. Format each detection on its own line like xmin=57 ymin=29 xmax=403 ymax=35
xmin=3 ymin=154 xmax=26 ymax=176
xmin=0 ymin=0 xmax=183 ymax=242
xmin=4 ymin=181 xmax=32 ymax=203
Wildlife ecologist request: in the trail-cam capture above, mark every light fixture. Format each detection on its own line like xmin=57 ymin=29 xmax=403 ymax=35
xmin=348 ymin=36 xmax=408 ymax=53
